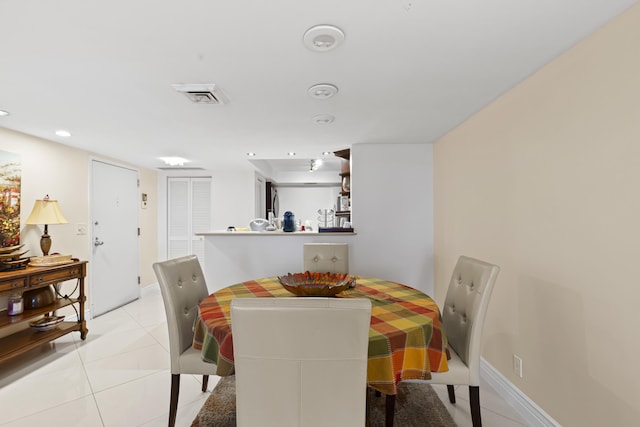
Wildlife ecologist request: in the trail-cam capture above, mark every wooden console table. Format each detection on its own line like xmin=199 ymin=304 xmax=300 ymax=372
xmin=0 ymin=260 xmax=88 ymax=363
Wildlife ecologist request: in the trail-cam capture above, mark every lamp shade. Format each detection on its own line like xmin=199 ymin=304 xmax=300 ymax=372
xmin=26 ymin=199 xmax=68 ymax=225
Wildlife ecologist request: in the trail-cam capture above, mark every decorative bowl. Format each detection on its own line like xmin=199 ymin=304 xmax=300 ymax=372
xmin=29 ymin=315 xmax=65 ymax=331
xmin=23 ymin=286 xmax=55 ymax=309
xmin=278 ymin=271 xmax=355 ymax=297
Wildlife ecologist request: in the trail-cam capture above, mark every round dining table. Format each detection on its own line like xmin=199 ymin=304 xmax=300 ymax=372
xmin=192 ymin=276 xmax=449 ymax=396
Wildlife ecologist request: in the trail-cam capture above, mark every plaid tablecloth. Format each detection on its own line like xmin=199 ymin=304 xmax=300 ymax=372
xmin=193 ymin=276 xmax=449 ymax=395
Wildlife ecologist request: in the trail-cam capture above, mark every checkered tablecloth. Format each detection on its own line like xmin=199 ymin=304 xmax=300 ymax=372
xmin=193 ymin=276 xmax=449 ymax=395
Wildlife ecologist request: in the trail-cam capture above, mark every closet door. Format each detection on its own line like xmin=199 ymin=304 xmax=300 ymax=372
xmin=168 ymin=177 xmax=211 ymax=263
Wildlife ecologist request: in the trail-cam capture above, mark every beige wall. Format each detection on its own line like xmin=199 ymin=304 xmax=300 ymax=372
xmin=433 ymin=4 xmax=640 ymax=426
xmin=0 ymin=127 xmax=158 ymax=303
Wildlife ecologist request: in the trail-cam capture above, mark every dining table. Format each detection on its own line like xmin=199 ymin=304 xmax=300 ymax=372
xmin=192 ymin=276 xmax=449 ymax=398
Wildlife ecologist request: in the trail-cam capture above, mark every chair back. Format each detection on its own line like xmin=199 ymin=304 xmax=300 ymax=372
xmin=153 ymin=255 xmax=210 ymax=373
xmin=441 ymin=256 xmax=500 ymax=382
xmin=303 ymin=243 xmax=349 ymax=273
xmin=231 ymin=297 xmax=371 ymax=427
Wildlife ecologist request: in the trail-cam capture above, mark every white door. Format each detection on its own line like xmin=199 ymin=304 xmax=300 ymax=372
xmin=167 ymin=177 xmax=211 ymax=262
xmin=90 ymin=160 xmax=140 ymax=317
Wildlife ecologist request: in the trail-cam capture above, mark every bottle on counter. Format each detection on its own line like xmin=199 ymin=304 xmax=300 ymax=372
xmin=7 ymin=293 xmax=24 ymax=316
xmin=283 ymin=211 xmax=295 ymax=232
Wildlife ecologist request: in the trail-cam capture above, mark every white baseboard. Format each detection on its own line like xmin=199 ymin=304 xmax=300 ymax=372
xmin=65 ymin=284 xmax=159 ymax=322
xmin=481 ymin=358 xmax=561 ymax=427
xmin=141 ymin=282 xmax=160 ymax=297
xmin=64 ymin=309 xmax=92 ymax=322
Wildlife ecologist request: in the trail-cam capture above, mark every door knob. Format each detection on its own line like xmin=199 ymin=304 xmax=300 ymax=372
xmin=94 ymin=237 xmax=104 ymax=246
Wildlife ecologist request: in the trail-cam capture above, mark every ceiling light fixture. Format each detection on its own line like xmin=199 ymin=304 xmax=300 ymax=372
xmin=303 ymin=25 xmax=345 ymax=52
xmin=308 ymin=84 xmax=339 ymax=99
xmin=246 ymin=152 xmax=256 ymax=156
xmin=0 ymin=110 xmax=9 ymax=117
xmin=287 ymin=152 xmax=296 ymax=156
xmin=322 ymin=151 xmax=332 ymax=156
xmin=159 ymin=156 xmax=189 ymax=166
xmin=312 ymin=114 xmax=335 ymax=124
xmin=55 ymin=129 xmax=71 ymax=137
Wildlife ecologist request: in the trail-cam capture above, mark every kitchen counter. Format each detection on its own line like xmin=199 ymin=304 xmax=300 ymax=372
xmin=196 ymin=230 xmax=357 ymax=292
xmin=197 ymin=230 xmax=356 ymax=236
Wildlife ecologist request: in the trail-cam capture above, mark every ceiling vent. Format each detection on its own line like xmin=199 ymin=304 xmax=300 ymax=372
xmin=171 ymin=83 xmax=229 ymax=105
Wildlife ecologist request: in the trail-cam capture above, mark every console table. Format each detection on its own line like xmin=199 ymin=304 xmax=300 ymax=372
xmin=0 ymin=260 xmax=88 ymax=363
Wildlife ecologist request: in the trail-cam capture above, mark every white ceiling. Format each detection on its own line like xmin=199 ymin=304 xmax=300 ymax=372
xmin=0 ymin=0 xmax=636 ymax=173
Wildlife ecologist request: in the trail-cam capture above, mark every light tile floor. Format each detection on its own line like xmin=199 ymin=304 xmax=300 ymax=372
xmin=0 ymin=289 xmax=529 ymax=426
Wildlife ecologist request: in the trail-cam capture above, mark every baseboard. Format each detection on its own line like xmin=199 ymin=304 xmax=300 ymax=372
xmin=140 ymin=282 xmax=160 ymax=297
xmin=64 ymin=284 xmax=159 ymax=322
xmin=481 ymin=358 xmax=561 ymax=427
xmin=64 ymin=309 xmax=92 ymax=322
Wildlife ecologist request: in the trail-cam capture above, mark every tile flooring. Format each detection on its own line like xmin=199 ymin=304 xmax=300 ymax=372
xmin=0 ymin=288 xmax=529 ymax=426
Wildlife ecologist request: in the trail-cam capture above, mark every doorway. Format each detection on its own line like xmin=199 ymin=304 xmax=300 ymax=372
xmin=90 ymin=160 xmax=140 ymax=317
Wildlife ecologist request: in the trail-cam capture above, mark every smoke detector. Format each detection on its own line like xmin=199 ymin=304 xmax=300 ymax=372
xmin=171 ymin=83 xmax=229 ymax=104
xmin=308 ymin=84 xmax=339 ymax=99
xmin=303 ymin=25 xmax=345 ymax=52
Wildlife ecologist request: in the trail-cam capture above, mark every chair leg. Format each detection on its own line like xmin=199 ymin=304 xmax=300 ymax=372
xmin=385 ymin=394 xmax=396 ymax=427
xmin=469 ymin=385 xmax=482 ymax=427
xmin=447 ymin=385 xmax=456 ymax=403
xmin=169 ymin=374 xmax=180 ymax=427
xmin=202 ymin=374 xmax=209 ymax=392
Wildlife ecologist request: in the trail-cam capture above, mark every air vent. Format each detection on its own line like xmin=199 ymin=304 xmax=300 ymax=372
xmin=171 ymin=83 xmax=229 ymax=105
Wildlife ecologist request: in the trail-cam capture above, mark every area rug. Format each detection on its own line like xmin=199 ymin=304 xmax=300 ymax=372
xmin=192 ymin=376 xmax=457 ymax=427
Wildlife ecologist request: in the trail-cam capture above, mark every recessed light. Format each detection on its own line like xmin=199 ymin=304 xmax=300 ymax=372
xmin=308 ymin=84 xmax=339 ymax=99
xmin=0 ymin=110 xmax=9 ymax=117
xmin=246 ymin=152 xmax=256 ymax=157
xmin=312 ymin=114 xmax=335 ymax=124
xmin=303 ymin=25 xmax=345 ymax=52
xmin=322 ymin=151 xmax=332 ymax=156
xmin=287 ymin=152 xmax=296 ymax=156
xmin=55 ymin=129 xmax=72 ymax=137
xmin=159 ymin=156 xmax=189 ymax=166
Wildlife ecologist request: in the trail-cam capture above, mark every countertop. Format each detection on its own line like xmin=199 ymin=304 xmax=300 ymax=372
xmin=196 ymin=230 xmax=357 ymax=236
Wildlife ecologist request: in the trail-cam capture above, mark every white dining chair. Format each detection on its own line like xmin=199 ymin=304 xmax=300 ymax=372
xmin=398 ymin=255 xmax=500 ymax=427
xmin=152 ymin=255 xmax=219 ymax=427
xmin=231 ymin=297 xmax=372 ymax=427
xmin=303 ymin=243 xmax=349 ymax=273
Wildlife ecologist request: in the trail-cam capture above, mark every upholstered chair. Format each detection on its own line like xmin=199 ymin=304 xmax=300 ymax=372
xmin=152 ymin=255 xmax=219 ymax=427
xmin=231 ymin=297 xmax=371 ymax=427
xmin=400 ymin=256 xmax=500 ymax=427
xmin=303 ymin=243 xmax=349 ymax=273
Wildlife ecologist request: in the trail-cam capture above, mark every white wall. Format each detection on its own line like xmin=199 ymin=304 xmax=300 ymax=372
xmin=0 ymin=127 xmax=157 ymax=325
xmin=196 ymin=143 xmax=435 ymax=296
xmin=275 ymin=185 xmax=341 ymax=229
xmin=157 ymin=168 xmax=255 ymax=260
xmin=350 ymin=143 xmax=434 ymax=295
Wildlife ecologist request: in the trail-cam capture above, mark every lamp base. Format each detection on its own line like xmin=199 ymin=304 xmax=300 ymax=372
xmin=40 ymin=228 xmax=51 ymax=256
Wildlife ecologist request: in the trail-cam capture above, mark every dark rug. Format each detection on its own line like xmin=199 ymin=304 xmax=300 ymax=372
xmin=192 ymin=376 xmax=457 ymax=427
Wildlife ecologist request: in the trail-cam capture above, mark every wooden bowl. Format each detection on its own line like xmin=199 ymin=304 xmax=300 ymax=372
xmin=278 ymin=271 xmax=355 ymax=297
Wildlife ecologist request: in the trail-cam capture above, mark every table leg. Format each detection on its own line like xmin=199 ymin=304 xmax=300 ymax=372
xmin=385 ymin=394 xmax=396 ymax=427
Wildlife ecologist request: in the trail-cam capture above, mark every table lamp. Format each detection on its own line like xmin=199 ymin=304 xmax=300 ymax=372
xmin=25 ymin=195 xmax=68 ymax=256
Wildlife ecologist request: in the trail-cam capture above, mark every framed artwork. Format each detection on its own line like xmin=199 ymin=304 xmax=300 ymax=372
xmin=0 ymin=150 xmax=21 ymax=247
xmin=340 ymin=195 xmax=350 ymax=211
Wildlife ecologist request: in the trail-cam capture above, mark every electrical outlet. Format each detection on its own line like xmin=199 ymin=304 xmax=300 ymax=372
xmin=513 ymin=354 xmax=523 ymax=378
